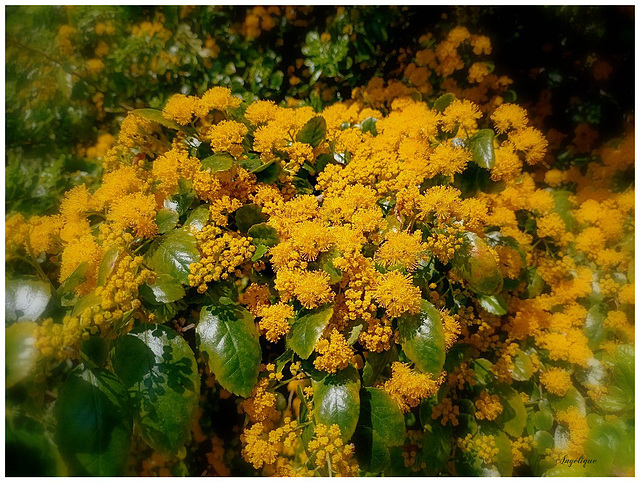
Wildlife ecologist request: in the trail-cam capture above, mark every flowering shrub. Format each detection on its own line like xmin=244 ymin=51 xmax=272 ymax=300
xmin=6 ymin=79 xmax=634 ymax=476
xmin=5 ymin=16 xmax=635 ymax=478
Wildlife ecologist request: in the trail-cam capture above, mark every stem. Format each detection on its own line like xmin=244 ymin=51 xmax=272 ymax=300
xmin=24 ymin=239 xmax=57 ymax=294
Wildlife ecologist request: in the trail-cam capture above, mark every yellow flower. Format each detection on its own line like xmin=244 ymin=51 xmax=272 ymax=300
xmin=508 ymin=126 xmax=548 ymax=164
xmin=491 ymin=103 xmax=529 ymax=133
xmin=206 ymin=120 xmax=248 ymax=158
xmin=257 ymin=303 xmax=293 ymax=342
xmin=474 ymin=390 xmax=503 ymax=420
xmin=313 ymin=329 xmax=354 ymax=373
xmin=382 ymin=362 xmax=444 ymax=413
xmin=441 ymin=99 xmax=482 ymax=133
xmin=556 ymin=407 xmax=589 ymax=458
xmin=107 ymin=192 xmax=158 ymax=239
xmin=86 ymin=58 xmax=105 ymax=74
xmin=162 ymin=94 xmax=199 ymax=125
xmin=375 ymin=231 xmax=427 ymax=271
xmin=431 ymin=398 xmax=460 ymax=426
xmin=373 ymin=271 xmax=422 ymax=318
xmin=540 ymin=367 xmax=572 ymax=396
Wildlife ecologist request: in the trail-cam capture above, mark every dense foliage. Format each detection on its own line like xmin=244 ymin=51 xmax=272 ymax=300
xmin=5 ymin=7 xmax=635 ymax=478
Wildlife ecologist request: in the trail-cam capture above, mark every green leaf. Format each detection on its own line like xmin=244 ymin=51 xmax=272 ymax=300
xmin=552 ymin=190 xmax=576 ymax=231
xmin=550 ymin=387 xmax=586 ymax=414
xmin=251 ymin=245 xmax=269 ymax=262
xmin=313 ymin=366 xmax=360 ymax=439
xmin=97 ymin=247 xmax=121 ymax=287
xmin=81 ymin=335 xmax=109 ymax=367
xmin=196 ymin=304 xmax=261 ymax=397
xmin=533 ymin=409 xmax=554 ymax=432
xmin=183 ymin=205 xmax=210 ymax=232
xmin=598 ymin=345 xmax=634 ymax=414
xmin=139 ymin=274 xmax=185 ymax=305
xmin=287 ymin=305 xmax=334 ymax=359
xmin=358 ymin=387 xmax=405 ymax=446
xmin=511 ymin=350 xmax=533 ymax=382
xmin=237 ymin=155 xmax=263 ymax=172
xmin=253 ymin=161 xmax=282 ymax=184
xmin=247 ymin=223 xmax=279 ymax=247
xmin=146 ymin=228 xmax=200 ymax=285
xmin=132 ymin=108 xmax=182 ymax=130
xmin=55 ymin=367 xmax=132 ymax=476
xmin=269 ymin=70 xmax=284 ymax=89
xmin=433 ymin=93 xmax=457 ymax=112
xmin=397 ymin=299 xmax=445 ymax=375
xmin=584 ymin=418 xmax=634 ymax=476
xmin=235 ymin=204 xmax=267 ymax=233
xmin=58 ymin=262 xmax=88 ymax=295
xmin=452 ymin=232 xmax=503 ymax=295
xmin=6 ymin=321 xmax=38 ymax=388
xmin=585 ymin=302 xmax=607 ymax=349
xmin=72 ymin=293 xmax=102 ymax=317
xmin=421 ymin=421 xmax=452 ymax=475
xmin=467 ymin=129 xmax=496 ymax=169
xmin=6 ymin=408 xmax=61 ymax=476
xmin=477 ymin=294 xmax=507 ymax=316
xmin=5 ymin=278 xmax=51 ymax=324
xmin=296 ymin=116 xmax=327 ymax=147
xmin=496 ymin=385 xmax=527 ymax=437
xmin=111 ymin=325 xmax=200 ymax=454
xmin=317 ymin=249 xmax=343 ymax=284
xmin=352 ymin=426 xmax=390 ymax=474
xmin=155 ymin=208 xmax=179 ymax=234
xmin=360 ymin=117 xmax=378 ymax=136
xmin=201 ymin=153 xmax=235 ymax=172
xmin=362 ymin=346 xmax=397 ymax=387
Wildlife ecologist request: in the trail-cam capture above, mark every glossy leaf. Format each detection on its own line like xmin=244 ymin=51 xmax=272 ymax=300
xmin=97 ymin=247 xmax=120 ymax=286
xmin=296 ymin=115 xmax=326 ymax=147
xmin=146 ymin=228 xmax=200 ymax=285
xmin=352 ymin=426 xmax=390 ymax=474
xmin=58 ymin=261 xmax=88 ymax=295
xmin=132 ymin=108 xmax=182 ymax=130
xmin=477 ymin=294 xmax=507 ymax=316
xmin=497 ymin=385 xmax=527 ymax=437
xmin=139 ymin=274 xmax=185 ymax=305
xmin=467 ymin=129 xmax=496 ymax=169
xmin=235 ymin=204 xmax=267 ymax=233
xmin=251 ymin=245 xmax=269 ymax=261
xmin=421 ymin=421 xmax=452 ymax=475
xmin=247 ymin=223 xmax=279 ymax=247
xmin=287 ymin=305 xmax=334 ymax=359
xmin=585 ymin=302 xmax=607 ymax=349
xmin=5 ymin=278 xmax=51 ymax=324
xmin=358 ymin=387 xmax=405 ymax=446
xmin=197 ymin=304 xmax=261 ymax=397
xmin=433 ymin=93 xmax=457 ymax=112
xmin=111 ymin=325 xmax=200 ymax=454
xmin=55 ymin=367 xmax=132 ymax=476
xmin=183 ymin=205 xmax=210 ymax=232
xmin=201 ymin=152 xmax=235 ymax=172
xmin=397 ymin=299 xmax=445 ymax=375
xmin=511 ymin=349 xmax=533 ymax=381
xmin=155 ymin=208 xmax=179 ymax=234
xmin=6 ymin=321 xmax=38 ymax=388
xmin=453 ymin=232 xmax=503 ymax=295
xmin=313 ymin=366 xmax=360 ymax=440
